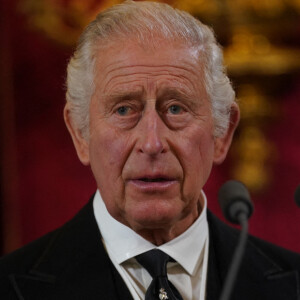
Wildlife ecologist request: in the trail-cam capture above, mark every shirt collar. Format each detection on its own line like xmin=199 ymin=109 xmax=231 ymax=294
xmin=93 ymin=190 xmax=209 ymax=276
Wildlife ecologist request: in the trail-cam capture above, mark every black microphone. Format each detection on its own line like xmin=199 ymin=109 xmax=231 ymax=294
xmin=294 ymin=185 xmax=300 ymax=207
xmin=218 ymin=180 xmax=254 ymax=300
xmin=218 ymin=180 xmax=253 ymax=224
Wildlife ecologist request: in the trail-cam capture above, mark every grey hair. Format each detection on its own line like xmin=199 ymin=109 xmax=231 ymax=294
xmin=66 ymin=0 xmax=235 ymax=138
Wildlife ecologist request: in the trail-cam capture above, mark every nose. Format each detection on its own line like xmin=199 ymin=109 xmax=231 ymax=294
xmin=137 ymin=109 xmax=167 ymax=157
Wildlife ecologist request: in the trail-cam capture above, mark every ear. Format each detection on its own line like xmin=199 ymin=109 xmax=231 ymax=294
xmin=64 ymin=103 xmax=90 ymax=166
xmin=213 ymin=102 xmax=240 ymax=165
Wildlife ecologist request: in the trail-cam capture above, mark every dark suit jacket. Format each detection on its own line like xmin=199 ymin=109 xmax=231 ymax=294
xmin=1 ymin=199 xmax=300 ymax=300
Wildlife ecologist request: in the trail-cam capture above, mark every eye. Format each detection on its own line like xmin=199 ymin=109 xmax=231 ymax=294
xmin=168 ymin=105 xmax=183 ymax=115
xmin=116 ymin=106 xmax=131 ymax=116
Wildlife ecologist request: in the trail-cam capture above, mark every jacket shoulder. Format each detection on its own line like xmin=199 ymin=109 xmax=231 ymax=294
xmin=0 ymin=229 xmax=59 ymax=277
xmin=247 ymin=233 xmax=300 ymax=270
xmin=207 ymin=210 xmax=300 ymax=272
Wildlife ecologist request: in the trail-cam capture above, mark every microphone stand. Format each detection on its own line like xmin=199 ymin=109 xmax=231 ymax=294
xmin=219 ymin=211 xmax=248 ymax=300
xmin=218 ymin=180 xmax=254 ymax=300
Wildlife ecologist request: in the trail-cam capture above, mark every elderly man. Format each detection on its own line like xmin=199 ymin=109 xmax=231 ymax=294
xmin=1 ymin=1 xmax=300 ymax=299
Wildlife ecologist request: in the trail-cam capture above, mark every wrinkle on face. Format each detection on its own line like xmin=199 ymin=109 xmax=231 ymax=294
xmin=98 ymin=65 xmax=202 ymax=98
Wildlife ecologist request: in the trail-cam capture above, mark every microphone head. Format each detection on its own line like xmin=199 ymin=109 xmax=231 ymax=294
xmin=295 ymin=185 xmax=300 ymax=207
xmin=218 ymin=180 xmax=254 ymax=224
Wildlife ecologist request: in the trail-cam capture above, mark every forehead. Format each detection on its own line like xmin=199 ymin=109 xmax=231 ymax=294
xmin=93 ymin=38 xmax=205 ymax=95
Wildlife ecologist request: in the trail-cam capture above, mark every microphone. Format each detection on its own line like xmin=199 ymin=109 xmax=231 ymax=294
xmin=218 ymin=180 xmax=253 ymax=224
xmin=294 ymin=185 xmax=300 ymax=207
xmin=218 ymin=180 xmax=254 ymax=300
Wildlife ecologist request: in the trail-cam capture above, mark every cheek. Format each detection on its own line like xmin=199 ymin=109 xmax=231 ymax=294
xmin=89 ymin=128 xmax=134 ymax=220
xmin=89 ymin=127 xmax=131 ymax=186
xmin=180 ymin=131 xmax=215 ymax=189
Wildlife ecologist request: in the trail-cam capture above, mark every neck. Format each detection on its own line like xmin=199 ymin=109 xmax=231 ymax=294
xmin=135 ymin=200 xmax=202 ymax=245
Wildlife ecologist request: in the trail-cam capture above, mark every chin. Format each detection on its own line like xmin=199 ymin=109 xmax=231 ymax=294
xmin=125 ymin=202 xmax=182 ymax=230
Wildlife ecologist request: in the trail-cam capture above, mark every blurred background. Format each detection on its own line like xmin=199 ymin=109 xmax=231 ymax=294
xmin=0 ymin=0 xmax=300 ymax=255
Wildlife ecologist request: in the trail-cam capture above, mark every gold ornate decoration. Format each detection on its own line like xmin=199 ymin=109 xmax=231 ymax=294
xmin=19 ymin=0 xmax=123 ymax=47
xmin=231 ymin=126 xmax=274 ymax=192
xmin=231 ymin=85 xmax=278 ymax=192
xmin=174 ymin=0 xmax=220 ymax=16
xmin=224 ymin=31 xmax=300 ymax=76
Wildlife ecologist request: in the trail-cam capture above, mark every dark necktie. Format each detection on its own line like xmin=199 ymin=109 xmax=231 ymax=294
xmin=136 ymin=249 xmax=184 ymax=300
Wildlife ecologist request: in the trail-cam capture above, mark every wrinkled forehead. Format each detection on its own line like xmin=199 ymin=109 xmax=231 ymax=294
xmin=93 ymin=35 xmax=204 ymax=76
xmin=90 ymin=36 xmax=208 ymax=102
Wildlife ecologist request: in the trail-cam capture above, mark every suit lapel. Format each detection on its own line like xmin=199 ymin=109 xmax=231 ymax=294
xmin=206 ymin=211 xmax=300 ymax=300
xmin=10 ymin=199 xmax=133 ymax=300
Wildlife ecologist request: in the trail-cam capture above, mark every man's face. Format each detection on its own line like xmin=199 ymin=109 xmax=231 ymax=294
xmin=65 ymin=38 xmax=238 ymax=241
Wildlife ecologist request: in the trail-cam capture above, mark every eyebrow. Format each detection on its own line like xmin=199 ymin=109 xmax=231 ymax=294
xmin=157 ymin=88 xmax=202 ymax=110
xmin=102 ymin=90 xmax=144 ymax=109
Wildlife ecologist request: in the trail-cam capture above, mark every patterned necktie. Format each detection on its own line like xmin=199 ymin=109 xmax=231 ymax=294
xmin=136 ymin=249 xmax=184 ymax=300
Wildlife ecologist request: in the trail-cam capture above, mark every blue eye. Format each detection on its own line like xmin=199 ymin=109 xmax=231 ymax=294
xmin=168 ymin=105 xmax=182 ymax=115
xmin=117 ymin=106 xmax=130 ymax=116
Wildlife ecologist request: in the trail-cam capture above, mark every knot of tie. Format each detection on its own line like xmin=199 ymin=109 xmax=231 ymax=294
xmin=136 ymin=249 xmax=183 ymax=300
xmin=136 ymin=249 xmax=170 ymax=278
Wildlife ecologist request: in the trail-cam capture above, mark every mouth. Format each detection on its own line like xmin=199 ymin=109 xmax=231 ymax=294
xmin=139 ymin=177 xmax=172 ymax=182
xmin=128 ymin=175 xmax=178 ymax=192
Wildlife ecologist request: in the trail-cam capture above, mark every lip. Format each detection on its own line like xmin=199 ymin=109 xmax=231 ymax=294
xmin=127 ymin=175 xmax=178 ymax=192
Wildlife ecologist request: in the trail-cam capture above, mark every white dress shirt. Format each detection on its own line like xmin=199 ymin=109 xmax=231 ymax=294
xmin=93 ymin=190 xmax=209 ymax=300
